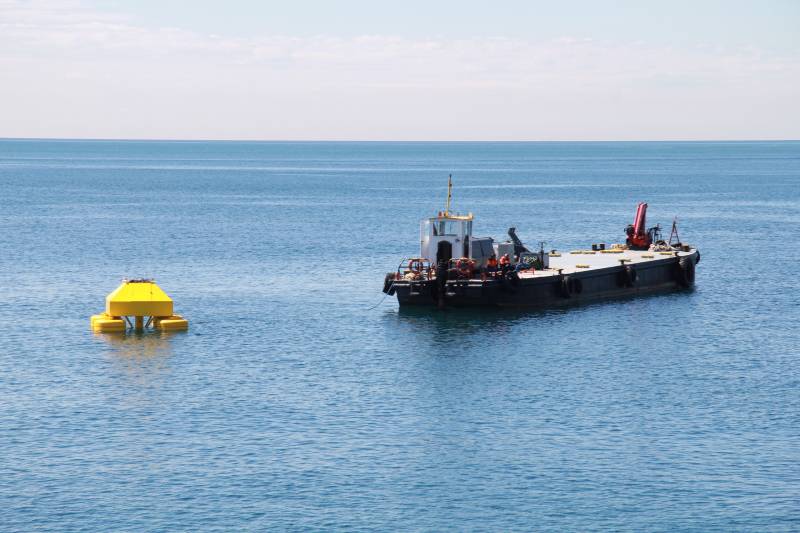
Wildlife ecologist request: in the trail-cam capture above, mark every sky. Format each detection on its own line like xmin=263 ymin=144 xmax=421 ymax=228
xmin=1 ymin=0 xmax=798 ymax=140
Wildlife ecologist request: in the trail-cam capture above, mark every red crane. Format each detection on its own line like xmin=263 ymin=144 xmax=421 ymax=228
xmin=625 ymin=202 xmax=652 ymax=249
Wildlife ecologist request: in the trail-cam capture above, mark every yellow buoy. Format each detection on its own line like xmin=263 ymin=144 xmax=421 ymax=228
xmin=91 ymin=313 xmax=126 ymax=332
xmin=154 ymin=315 xmax=189 ymax=331
xmin=91 ymin=279 xmax=188 ymax=333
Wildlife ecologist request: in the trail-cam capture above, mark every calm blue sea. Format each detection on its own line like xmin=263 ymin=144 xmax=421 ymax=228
xmin=0 ymin=139 xmax=798 ymax=532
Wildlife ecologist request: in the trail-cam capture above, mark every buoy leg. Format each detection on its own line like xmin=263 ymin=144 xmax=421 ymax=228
xmin=135 ymin=316 xmax=144 ymax=332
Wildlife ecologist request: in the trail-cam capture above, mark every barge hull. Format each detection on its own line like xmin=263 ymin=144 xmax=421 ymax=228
xmin=393 ymin=250 xmax=698 ymax=308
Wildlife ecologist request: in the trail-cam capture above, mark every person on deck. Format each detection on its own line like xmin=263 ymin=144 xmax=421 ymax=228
xmin=499 ymin=253 xmax=511 ymax=273
xmin=486 ymin=254 xmax=498 ymax=274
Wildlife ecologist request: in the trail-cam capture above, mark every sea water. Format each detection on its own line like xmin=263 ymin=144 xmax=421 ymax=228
xmin=0 ymin=140 xmax=798 ymax=531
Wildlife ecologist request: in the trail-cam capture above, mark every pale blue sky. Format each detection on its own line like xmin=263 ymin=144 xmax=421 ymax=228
xmin=92 ymin=0 xmax=799 ymax=50
xmin=2 ymin=0 xmax=798 ymax=140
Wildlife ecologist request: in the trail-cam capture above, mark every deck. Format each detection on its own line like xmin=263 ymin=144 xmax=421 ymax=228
xmin=518 ymin=249 xmax=693 ymax=279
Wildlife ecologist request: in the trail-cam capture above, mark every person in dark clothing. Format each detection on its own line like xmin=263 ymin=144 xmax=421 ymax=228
xmin=499 ymin=253 xmax=511 ymax=273
xmin=486 ymin=254 xmax=498 ymax=275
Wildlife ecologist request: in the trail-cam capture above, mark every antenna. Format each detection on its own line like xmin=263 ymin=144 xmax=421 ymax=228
xmin=445 ymin=174 xmax=452 ymax=216
xmin=669 ymin=217 xmax=680 ymax=245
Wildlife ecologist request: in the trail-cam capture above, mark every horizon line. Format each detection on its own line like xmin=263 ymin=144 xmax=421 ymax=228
xmin=1 ymin=136 xmax=799 ymax=144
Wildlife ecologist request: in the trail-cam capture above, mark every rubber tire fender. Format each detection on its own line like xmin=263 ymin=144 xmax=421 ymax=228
xmin=570 ymin=277 xmax=583 ymax=294
xmin=680 ymin=257 xmax=695 ymax=284
xmin=505 ymin=270 xmax=520 ymax=287
xmin=625 ymin=265 xmax=637 ymax=287
xmin=500 ymin=271 xmax=518 ymax=293
xmin=382 ymin=272 xmax=395 ymax=294
xmin=559 ymin=276 xmax=572 ymax=298
xmin=676 ymin=257 xmax=694 ymax=287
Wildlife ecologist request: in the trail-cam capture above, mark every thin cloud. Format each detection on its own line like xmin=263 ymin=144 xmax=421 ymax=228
xmin=1 ymin=0 xmax=798 ymax=139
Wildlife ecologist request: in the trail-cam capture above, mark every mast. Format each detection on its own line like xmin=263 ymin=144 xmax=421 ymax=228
xmin=445 ymin=174 xmax=452 ymax=216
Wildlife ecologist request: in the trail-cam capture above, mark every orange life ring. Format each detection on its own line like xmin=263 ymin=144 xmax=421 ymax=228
xmin=456 ymin=258 xmax=474 ymax=277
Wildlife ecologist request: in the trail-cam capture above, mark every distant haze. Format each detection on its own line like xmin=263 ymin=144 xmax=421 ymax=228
xmin=1 ymin=0 xmax=798 ymax=141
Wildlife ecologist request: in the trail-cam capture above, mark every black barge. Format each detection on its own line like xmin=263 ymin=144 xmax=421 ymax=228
xmin=382 ymin=181 xmax=699 ymax=309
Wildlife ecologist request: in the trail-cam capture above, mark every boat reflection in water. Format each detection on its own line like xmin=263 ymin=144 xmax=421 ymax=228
xmin=94 ymin=331 xmax=180 ymax=389
xmin=93 ymin=330 xmax=179 ymax=359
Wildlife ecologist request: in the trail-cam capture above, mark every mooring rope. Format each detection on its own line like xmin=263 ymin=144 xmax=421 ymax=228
xmin=365 ymin=257 xmax=408 ymax=310
xmin=365 ymin=284 xmax=394 ymax=310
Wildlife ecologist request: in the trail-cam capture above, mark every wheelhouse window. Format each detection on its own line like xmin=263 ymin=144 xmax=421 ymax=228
xmin=436 ymin=220 xmax=463 ymax=236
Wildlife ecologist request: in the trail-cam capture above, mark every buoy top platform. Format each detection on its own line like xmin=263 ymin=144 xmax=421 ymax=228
xmin=91 ymin=279 xmax=188 ymax=333
xmin=106 ymin=279 xmax=173 ymax=317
